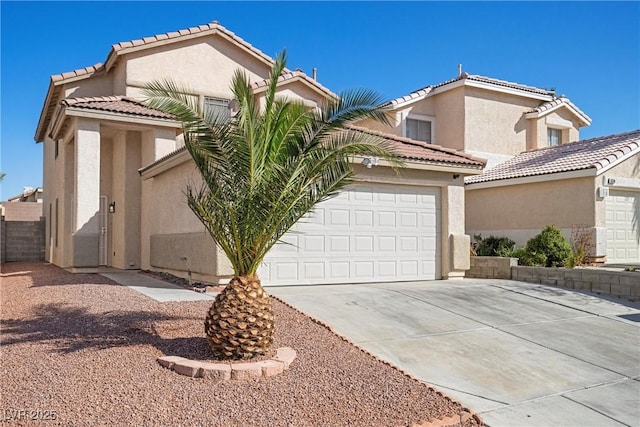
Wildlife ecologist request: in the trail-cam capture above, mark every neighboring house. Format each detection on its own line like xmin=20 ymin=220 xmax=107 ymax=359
xmin=466 ymin=130 xmax=640 ymax=264
xmin=357 ymin=72 xmax=591 ymax=168
xmin=7 ymin=187 xmax=44 ymax=203
xmin=34 ymin=21 xmax=485 ymax=285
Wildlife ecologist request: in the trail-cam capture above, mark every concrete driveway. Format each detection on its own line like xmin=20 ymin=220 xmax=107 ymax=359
xmin=269 ymin=279 xmax=640 ymax=427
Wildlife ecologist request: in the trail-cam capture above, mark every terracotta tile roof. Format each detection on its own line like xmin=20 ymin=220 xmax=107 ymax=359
xmin=62 ymin=96 xmax=175 ymax=120
xmin=107 ymin=21 xmax=275 ymax=71
xmin=526 ymin=96 xmax=591 ymax=124
xmin=51 ymin=63 xmax=105 ymax=83
xmin=49 ymin=22 xmax=279 ymax=87
xmin=387 ymin=73 xmax=555 ymax=107
xmin=465 ymin=129 xmax=640 ymax=185
xmin=139 ymin=126 xmax=486 ymax=175
xmin=250 ymin=70 xmax=335 ymax=97
xmin=348 ymin=126 xmax=486 ymax=167
xmin=139 ymin=146 xmax=188 ymax=174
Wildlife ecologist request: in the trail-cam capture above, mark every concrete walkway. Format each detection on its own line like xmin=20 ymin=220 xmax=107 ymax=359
xmin=101 ymin=271 xmax=214 ymax=302
xmin=269 ymin=279 xmax=640 ymax=427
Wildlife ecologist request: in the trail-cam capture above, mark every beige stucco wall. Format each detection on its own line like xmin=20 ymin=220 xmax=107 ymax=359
xmin=124 ymin=37 xmax=270 ymax=100
xmin=434 ymin=87 xmax=466 ymax=151
xmin=466 ymin=176 xmax=596 ymax=246
xmin=140 ymin=156 xmax=233 ymax=284
xmin=464 ymin=86 xmax=539 ymax=156
xmin=354 ymin=86 xmax=465 ymax=150
xmin=63 ymin=73 xmax=113 ymax=99
xmin=530 ymin=109 xmax=581 ymax=150
xmin=107 ymin=131 xmax=142 ymax=269
xmin=595 ymin=154 xmax=640 ymax=228
xmin=42 ymin=131 xmax=75 ymax=267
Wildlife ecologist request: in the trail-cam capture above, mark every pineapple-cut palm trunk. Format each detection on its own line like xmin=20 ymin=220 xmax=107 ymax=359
xmin=204 ymin=275 xmax=274 ymax=360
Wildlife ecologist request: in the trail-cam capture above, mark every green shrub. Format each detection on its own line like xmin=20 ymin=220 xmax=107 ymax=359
xmin=473 ymin=234 xmax=516 ymax=257
xmin=523 ymin=225 xmax=572 ymax=267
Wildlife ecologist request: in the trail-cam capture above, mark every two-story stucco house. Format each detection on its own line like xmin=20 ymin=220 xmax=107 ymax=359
xmin=359 ymin=72 xmax=639 ymax=264
xmin=357 ymin=72 xmax=592 ymax=168
xmin=34 ymin=21 xmax=485 ymax=286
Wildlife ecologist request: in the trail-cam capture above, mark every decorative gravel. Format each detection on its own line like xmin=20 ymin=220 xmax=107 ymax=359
xmin=1 ymin=262 xmax=481 ymax=426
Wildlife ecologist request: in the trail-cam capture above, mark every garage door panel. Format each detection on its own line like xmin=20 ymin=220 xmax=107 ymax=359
xmin=400 ymin=212 xmax=418 ymax=227
xmin=303 ymin=262 xmax=324 ymax=279
xmin=378 ymin=211 xmax=396 ymax=227
xmin=354 ymin=235 xmax=374 ymax=252
xmin=378 ymin=236 xmax=396 ymax=251
xmin=378 ymin=261 xmax=397 ymax=277
xmin=354 ymin=210 xmax=374 ymax=226
xmin=261 ymin=183 xmax=442 ymax=285
xmin=304 ymin=235 xmax=324 ymax=252
xmin=329 ymin=209 xmax=349 ymax=226
xmin=399 ymin=236 xmax=418 ymax=252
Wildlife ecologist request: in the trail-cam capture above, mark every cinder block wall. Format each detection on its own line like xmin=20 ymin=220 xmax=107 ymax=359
xmin=0 ymin=217 xmax=46 ymax=262
xmin=1 ymin=202 xmax=43 ymax=221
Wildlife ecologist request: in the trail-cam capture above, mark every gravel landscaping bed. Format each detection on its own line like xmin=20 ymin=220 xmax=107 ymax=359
xmin=1 ymin=262 xmax=481 ymax=426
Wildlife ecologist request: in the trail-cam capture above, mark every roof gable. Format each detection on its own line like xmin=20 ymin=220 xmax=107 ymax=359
xmin=465 ymin=129 xmax=640 ymax=185
xmin=387 ymin=73 xmax=557 ymax=109
xmin=524 ymin=97 xmax=591 ymax=126
xmin=250 ymin=70 xmax=336 ymax=100
xmin=36 ymin=21 xmax=284 ymax=142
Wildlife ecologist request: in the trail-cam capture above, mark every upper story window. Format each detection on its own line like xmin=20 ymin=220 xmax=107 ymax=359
xmin=547 ymin=128 xmax=562 ymax=147
xmin=204 ymin=97 xmax=231 ymax=123
xmin=405 ymin=115 xmax=434 ymax=144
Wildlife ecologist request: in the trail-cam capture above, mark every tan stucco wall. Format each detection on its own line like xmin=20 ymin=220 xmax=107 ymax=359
xmin=112 ymin=62 xmax=127 ymax=96
xmin=268 ymin=82 xmax=327 ymax=108
xmin=42 ymin=132 xmax=75 ymax=267
xmin=434 ymin=87 xmax=465 ymax=151
xmin=463 ymin=86 xmax=539 ymax=156
xmin=354 ymin=86 xmax=465 ymax=150
xmin=124 ymin=37 xmax=270 ymax=99
xmin=530 ymin=108 xmax=582 ymax=150
xmin=603 ymin=154 xmax=640 ymax=180
xmin=108 ymin=131 xmax=142 ymax=269
xmin=140 ymin=156 xmax=233 ymax=283
xmin=466 ymin=176 xmax=596 ymax=246
xmin=63 ymin=73 xmax=113 ymax=99
xmin=595 ymin=154 xmax=640 ymax=228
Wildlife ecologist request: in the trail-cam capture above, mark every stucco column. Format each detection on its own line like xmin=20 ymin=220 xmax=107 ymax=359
xmin=442 ymin=185 xmax=470 ymax=278
xmin=141 ymin=128 xmax=176 ymax=167
xmin=72 ymin=118 xmax=101 ymax=267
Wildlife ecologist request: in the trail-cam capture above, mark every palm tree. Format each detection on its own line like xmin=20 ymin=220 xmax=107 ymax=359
xmin=144 ymin=51 xmax=401 ymax=360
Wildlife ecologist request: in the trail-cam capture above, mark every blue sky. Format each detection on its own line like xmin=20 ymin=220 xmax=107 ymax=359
xmin=1 ymin=1 xmax=638 ymax=200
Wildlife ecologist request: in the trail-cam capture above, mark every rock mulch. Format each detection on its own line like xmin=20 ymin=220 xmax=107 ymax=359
xmin=1 ymin=262 xmax=482 ymax=427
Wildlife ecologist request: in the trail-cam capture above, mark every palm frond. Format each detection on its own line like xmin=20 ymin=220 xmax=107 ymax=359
xmin=143 ymin=50 xmax=403 ymax=277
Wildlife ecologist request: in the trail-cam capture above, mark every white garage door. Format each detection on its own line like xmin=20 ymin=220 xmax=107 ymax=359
xmin=606 ymin=190 xmax=640 ymax=263
xmin=260 ymin=183 xmax=441 ymax=285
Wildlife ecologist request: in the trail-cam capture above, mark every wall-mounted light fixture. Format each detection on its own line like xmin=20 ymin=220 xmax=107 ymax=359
xmin=607 ymin=178 xmax=616 ymax=185
xmin=362 ymin=157 xmax=379 ymax=169
xmin=108 ymin=202 xmax=116 ymax=213
xmin=453 ymin=174 xmax=460 ymax=180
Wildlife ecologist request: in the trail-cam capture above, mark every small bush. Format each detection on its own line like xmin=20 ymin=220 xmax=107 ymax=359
xmin=473 ymin=234 xmax=516 ymax=257
xmin=523 ymin=225 xmax=572 ymax=267
xmin=567 ymin=224 xmax=595 ymax=268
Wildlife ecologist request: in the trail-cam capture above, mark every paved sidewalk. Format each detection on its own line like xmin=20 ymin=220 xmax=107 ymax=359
xmin=101 ymin=271 xmax=214 ymax=302
xmin=269 ymin=279 xmax=640 ymax=427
